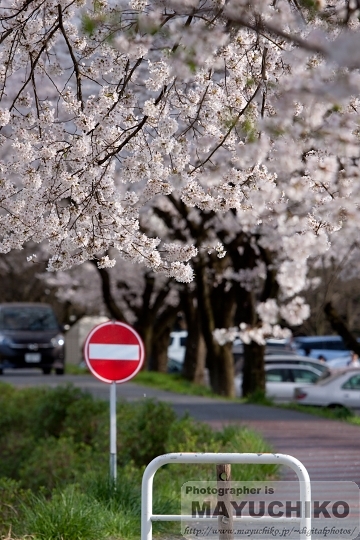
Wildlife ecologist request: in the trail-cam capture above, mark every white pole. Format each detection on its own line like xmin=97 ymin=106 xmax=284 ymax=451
xmin=110 ymin=381 xmax=117 ymax=485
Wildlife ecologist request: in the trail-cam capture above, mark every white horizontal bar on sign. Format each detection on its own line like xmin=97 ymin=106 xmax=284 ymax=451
xmin=89 ymin=343 xmax=140 ymax=360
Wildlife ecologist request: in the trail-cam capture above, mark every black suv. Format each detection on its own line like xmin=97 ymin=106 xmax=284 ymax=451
xmin=0 ymin=303 xmax=65 ymax=375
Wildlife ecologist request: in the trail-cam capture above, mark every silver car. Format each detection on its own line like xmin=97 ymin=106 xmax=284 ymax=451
xmin=236 ymin=363 xmax=324 ymax=402
xmin=294 ymin=368 xmax=360 ymax=411
xmin=264 ymin=354 xmax=331 ymax=375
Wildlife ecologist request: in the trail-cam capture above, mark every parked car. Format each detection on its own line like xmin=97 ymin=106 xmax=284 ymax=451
xmin=292 ymin=335 xmax=352 ymax=361
xmin=233 ymin=338 xmax=295 ymax=371
xmin=167 ymin=331 xmax=295 ymax=373
xmin=167 ymin=330 xmax=188 ymax=372
xmin=265 ymin=338 xmax=294 ymax=355
xmin=264 ymin=354 xmax=331 ymax=376
xmin=294 ymin=368 xmax=360 ymax=411
xmin=167 ymin=331 xmax=248 ymax=373
xmin=0 ymin=303 xmax=65 ymax=375
xmin=236 ymin=363 xmax=323 ymax=402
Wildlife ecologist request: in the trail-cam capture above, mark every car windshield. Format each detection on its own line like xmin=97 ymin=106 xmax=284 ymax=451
xmin=0 ymin=307 xmax=59 ymax=331
xmin=265 ymin=357 xmax=329 ymax=373
xmin=313 ymin=372 xmax=345 ymax=386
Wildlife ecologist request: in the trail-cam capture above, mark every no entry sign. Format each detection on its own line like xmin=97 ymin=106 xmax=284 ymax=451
xmin=84 ymin=321 xmax=145 ymax=383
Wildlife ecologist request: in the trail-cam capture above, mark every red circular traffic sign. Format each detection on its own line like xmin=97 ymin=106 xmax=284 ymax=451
xmin=84 ymin=321 xmax=145 ymax=383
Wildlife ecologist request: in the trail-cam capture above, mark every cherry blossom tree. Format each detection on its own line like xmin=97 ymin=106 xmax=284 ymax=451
xmin=0 ymin=242 xmax=85 ymax=323
xmin=1 ymin=0 xmax=360 ymax=395
xmin=41 ymin=251 xmax=182 ymax=369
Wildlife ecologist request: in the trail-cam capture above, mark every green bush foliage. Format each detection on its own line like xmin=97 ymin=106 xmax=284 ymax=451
xmin=18 ymin=436 xmax=97 ymax=492
xmin=116 ymin=399 xmax=177 ymax=466
xmin=0 ymin=382 xmax=277 ymax=540
xmin=0 ymin=477 xmax=31 ymax=537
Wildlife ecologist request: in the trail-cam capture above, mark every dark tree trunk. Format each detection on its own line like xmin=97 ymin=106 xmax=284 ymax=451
xmin=140 ymin=325 xmax=153 ymax=370
xmin=191 ymin=336 xmax=206 ymax=385
xmin=181 ymin=288 xmax=207 ymax=384
xmin=229 ymin=241 xmax=277 ymax=399
xmin=135 ymin=272 xmax=156 ymax=369
xmin=195 ymin=254 xmax=237 ymax=397
xmin=91 ymin=261 xmax=128 ymax=322
xmin=242 ymin=341 xmax=266 ymax=397
xmin=207 ymin=342 xmax=235 ymax=396
xmin=92 ymin=261 xmax=178 ymax=370
xmin=324 ymin=302 xmax=360 ymax=355
xmin=151 ymin=329 xmax=170 ymax=372
xmin=182 ymin=325 xmax=206 ymax=384
xmin=151 ymin=306 xmax=178 ymax=372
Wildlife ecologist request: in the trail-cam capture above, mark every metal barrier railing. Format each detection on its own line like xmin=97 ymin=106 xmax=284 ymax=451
xmin=141 ymin=452 xmax=311 ymax=540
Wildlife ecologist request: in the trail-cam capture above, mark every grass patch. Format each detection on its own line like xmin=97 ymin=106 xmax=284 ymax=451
xmin=133 ymin=371 xmax=220 ymax=397
xmin=0 ymin=382 xmax=277 ymax=540
xmin=65 ymin=363 xmax=88 ymax=375
xmin=66 ymin=364 xmax=360 ymax=426
xmin=66 ymin=365 xmax=223 ymax=398
xmin=243 ymin=390 xmax=274 ymax=407
xmin=281 ymin=402 xmax=360 ymax=424
xmin=244 ymin=392 xmax=360 ymax=425
xmin=19 ymin=486 xmax=107 ymax=540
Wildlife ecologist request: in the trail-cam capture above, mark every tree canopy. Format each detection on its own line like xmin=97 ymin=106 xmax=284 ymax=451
xmin=1 ymin=0 xmax=360 ymax=372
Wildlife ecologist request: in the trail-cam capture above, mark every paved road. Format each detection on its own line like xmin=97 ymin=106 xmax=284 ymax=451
xmin=3 ymin=371 xmax=360 ymax=484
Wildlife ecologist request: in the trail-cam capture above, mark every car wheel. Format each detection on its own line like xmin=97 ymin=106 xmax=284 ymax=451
xmin=55 ymin=367 xmax=64 ymax=375
xmin=327 ymin=403 xmax=352 ymax=417
xmin=42 ymin=367 xmax=51 ymax=375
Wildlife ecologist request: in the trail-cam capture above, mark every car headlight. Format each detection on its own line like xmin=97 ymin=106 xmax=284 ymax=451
xmin=0 ymin=335 xmax=13 ymax=346
xmin=51 ymin=334 xmax=65 ymax=347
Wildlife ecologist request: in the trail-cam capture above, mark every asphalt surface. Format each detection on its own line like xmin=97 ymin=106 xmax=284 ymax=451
xmin=3 ymin=371 xmax=360 ymax=485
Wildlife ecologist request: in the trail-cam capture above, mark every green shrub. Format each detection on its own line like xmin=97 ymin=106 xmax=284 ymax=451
xmin=31 ymin=384 xmax=93 ymax=439
xmin=62 ymin=395 xmax=108 ymax=447
xmin=0 ymin=384 xmax=44 ymax=436
xmin=166 ymin=413 xmax=222 ymax=453
xmin=18 ymin=436 xmax=98 ymax=493
xmin=0 ymin=477 xmax=31 ymax=537
xmin=81 ymin=462 xmax=143 ymax=512
xmin=0 ymin=384 xmax=277 ymax=497
xmin=0 ymin=432 xmax=35 ymax=480
xmin=116 ymin=399 xmax=177 ymax=467
xmin=0 ymin=384 xmax=279 ymax=540
xmin=16 ymin=485 xmax=108 ymax=540
xmin=165 ymin=417 xmax=277 ymax=483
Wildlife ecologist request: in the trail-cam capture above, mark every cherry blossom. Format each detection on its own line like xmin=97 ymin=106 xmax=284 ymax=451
xmin=1 ymin=0 xmax=360 ymax=362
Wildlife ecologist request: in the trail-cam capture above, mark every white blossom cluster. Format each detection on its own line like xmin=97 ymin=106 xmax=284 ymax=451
xmin=1 ymin=0 xmax=360 ymax=334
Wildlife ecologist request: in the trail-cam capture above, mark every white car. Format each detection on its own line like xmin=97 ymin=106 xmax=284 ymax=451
xmin=236 ymin=363 xmax=323 ymax=402
xmin=167 ymin=330 xmax=188 ymax=372
xmin=167 ymin=330 xmax=187 ymax=362
xmin=294 ymin=368 xmax=360 ymax=411
xmin=264 ymin=354 xmax=331 ymax=376
xmin=167 ymin=333 xmax=295 ymax=373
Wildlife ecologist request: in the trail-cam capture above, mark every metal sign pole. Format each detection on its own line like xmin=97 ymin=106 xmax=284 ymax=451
xmin=110 ymin=381 xmax=117 ymax=485
xmin=83 ymin=320 xmax=145 ymax=489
